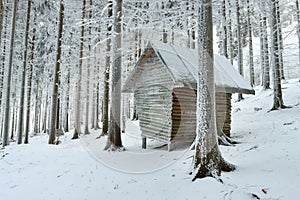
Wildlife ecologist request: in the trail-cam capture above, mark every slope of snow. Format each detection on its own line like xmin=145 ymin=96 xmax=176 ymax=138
xmin=0 ymin=80 xmax=299 ymax=200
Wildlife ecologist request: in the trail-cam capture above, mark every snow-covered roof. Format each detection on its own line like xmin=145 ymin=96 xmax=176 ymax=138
xmin=123 ymin=41 xmax=255 ymax=94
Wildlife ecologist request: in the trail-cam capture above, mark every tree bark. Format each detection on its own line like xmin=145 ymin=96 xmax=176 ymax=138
xmin=221 ymin=0 xmax=228 ymax=58
xmin=296 ymin=0 xmax=300 ymax=80
xmin=270 ymin=0 xmax=286 ymax=110
xmin=275 ymin=0 xmax=284 ymax=80
xmin=193 ymin=0 xmax=234 ymax=181
xmin=262 ymin=16 xmax=270 ymax=90
xmin=84 ymin=0 xmax=93 ymax=135
xmin=104 ymin=0 xmax=123 ymax=150
xmin=24 ymin=17 xmax=36 ymax=144
xmin=102 ymin=0 xmax=113 ymax=136
xmin=73 ymin=0 xmax=87 ymax=139
xmin=236 ymin=0 xmax=243 ymax=101
xmin=17 ymin=0 xmax=32 ymax=144
xmin=49 ymin=0 xmax=64 ymax=144
xmin=2 ymin=0 xmax=18 ymax=147
xmin=247 ymin=0 xmax=254 ymax=86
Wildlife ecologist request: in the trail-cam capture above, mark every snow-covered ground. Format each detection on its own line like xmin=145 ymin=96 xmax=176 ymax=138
xmin=0 ymin=79 xmax=299 ymax=200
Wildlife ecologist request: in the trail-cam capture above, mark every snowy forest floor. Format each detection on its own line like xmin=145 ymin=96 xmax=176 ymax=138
xmin=0 ymin=79 xmax=300 ymax=200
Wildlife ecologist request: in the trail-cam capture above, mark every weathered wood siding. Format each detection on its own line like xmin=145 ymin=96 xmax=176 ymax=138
xmin=171 ymin=87 xmax=197 ymax=144
xmin=171 ymin=88 xmax=232 ymax=144
xmin=134 ymin=54 xmax=174 ymax=142
xmin=216 ymin=93 xmax=232 ymax=136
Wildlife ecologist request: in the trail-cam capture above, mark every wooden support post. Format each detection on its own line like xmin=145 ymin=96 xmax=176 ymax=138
xmin=168 ymin=141 xmax=174 ymax=151
xmin=142 ymin=137 xmax=146 ymax=149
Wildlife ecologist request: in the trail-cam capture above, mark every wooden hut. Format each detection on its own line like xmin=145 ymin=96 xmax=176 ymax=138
xmin=123 ymin=41 xmax=255 ymax=150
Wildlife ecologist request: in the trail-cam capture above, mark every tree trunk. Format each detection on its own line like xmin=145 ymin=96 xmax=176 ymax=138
xmin=193 ymin=0 xmax=234 ymax=181
xmin=73 ymin=0 xmax=87 ymax=139
xmin=262 ymin=16 xmax=270 ymax=90
xmin=0 ymin=0 xmax=3 ymax=46
xmin=296 ymin=0 xmax=300 ymax=80
xmin=2 ymin=0 xmax=18 ymax=147
xmin=84 ymin=0 xmax=93 ymax=135
xmin=247 ymin=0 xmax=254 ymax=86
xmin=49 ymin=0 xmax=64 ymax=144
xmin=24 ymin=17 xmax=36 ymax=144
xmin=221 ymin=0 xmax=228 ymax=58
xmin=17 ymin=0 xmax=32 ymax=144
xmin=259 ymin=14 xmax=265 ymax=86
xmin=102 ymin=0 xmax=113 ymax=136
xmin=227 ymin=0 xmax=234 ymax=65
xmin=270 ymin=0 xmax=286 ymax=110
xmin=64 ymin=62 xmax=70 ymax=133
xmin=34 ymin=80 xmax=41 ymax=133
xmin=0 ymin=3 xmax=8 ymax=136
xmin=275 ymin=0 xmax=285 ymax=80
xmin=236 ymin=0 xmax=243 ymax=101
xmin=104 ymin=0 xmax=123 ymax=150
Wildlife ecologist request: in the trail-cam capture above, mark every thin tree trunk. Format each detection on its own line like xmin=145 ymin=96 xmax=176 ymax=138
xmin=73 ymin=0 xmax=86 ymax=139
xmin=236 ymin=0 xmax=243 ymax=101
xmin=247 ymin=0 xmax=254 ymax=86
xmin=296 ymin=0 xmax=300 ymax=80
xmin=0 ymin=0 xmax=3 ymax=46
xmin=262 ymin=16 xmax=270 ymax=90
xmin=275 ymin=0 xmax=285 ymax=80
xmin=270 ymin=0 xmax=286 ymax=110
xmin=101 ymin=0 xmax=113 ymax=136
xmin=0 ymin=3 xmax=8 ymax=136
xmin=2 ymin=0 xmax=18 ymax=147
xmin=84 ymin=0 xmax=93 ymax=135
xmin=24 ymin=18 xmax=36 ymax=144
xmin=63 ymin=57 xmax=70 ymax=132
xmin=42 ymin=94 xmax=48 ymax=133
xmin=17 ymin=0 xmax=32 ymax=144
xmin=221 ymin=0 xmax=228 ymax=58
xmin=227 ymin=0 xmax=234 ymax=65
xmin=10 ymin=99 xmax=17 ymax=141
xmin=34 ymin=80 xmax=41 ymax=133
xmin=49 ymin=0 xmax=64 ymax=144
xmin=104 ymin=0 xmax=123 ymax=150
xmin=259 ymin=14 xmax=265 ymax=86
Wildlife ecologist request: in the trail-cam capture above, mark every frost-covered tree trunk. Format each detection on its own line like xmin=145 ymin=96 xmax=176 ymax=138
xmin=270 ymin=0 xmax=286 ymax=110
xmin=297 ymin=0 xmax=300 ymax=80
xmin=17 ymin=0 xmax=32 ymax=144
xmin=0 ymin=0 xmax=3 ymax=45
xmin=104 ymin=0 xmax=123 ymax=150
xmin=0 ymin=3 xmax=8 ymax=134
xmin=247 ymin=0 xmax=254 ymax=86
xmin=193 ymin=0 xmax=234 ymax=180
xmin=63 ymin=49 xmax=71 ymax=133
xmin=34 ymin=80 xmax=41 ymax=133
xmin=2 ymin=0 xmax=18 ymax=147
xmin=275 ymin=0 xmax=284 ymax=80
xmin=221 ymin=0 xmax=228 ymax=58
xmin=259 ymin=14 xmax=265 ymax=85
xmin=227 ymin=0 xmax=234 ymax=64
xmin=49 ymin=0 xmax=64 ymax=144
xmin=236 ymin=0 xmax=244 ymax=101
xmin=102 ymin=0 xmax=113 ymax=136
xmin=84 ymin=0 xmax=93 ymax=135
xmin=73 ymin=0 xmax=86 ymax=139
xmin=262 ymin=15 xmax=270 ymax=89
xmin=24 ymin=18 xmax=36 ymax=144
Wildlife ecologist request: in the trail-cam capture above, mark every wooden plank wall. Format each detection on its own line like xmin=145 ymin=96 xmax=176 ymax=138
xmin=171 ymin=87 xmax=197 ymax=144
xmin=171 ymin=87 xmax=232 ymax=144
xmin=216 ymin=93 xmax=232 ymax=136
xmin=134 ymin=55 xmax=174 ymax=142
